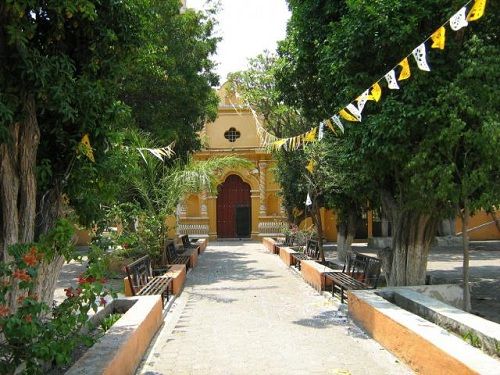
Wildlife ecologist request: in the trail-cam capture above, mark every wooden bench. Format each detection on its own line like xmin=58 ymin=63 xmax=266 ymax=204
xmin=164 ymin=241 xmax=191 ymax=270
xmin=290 ymin=239 xmax=320 ymax=271
xmin=125 ymin=255 xmax=173 ymax=306
xmin=180 ymin=234 xmax=201 ymax=255
xmin=324 ymin=252 xmax=381 ymax=303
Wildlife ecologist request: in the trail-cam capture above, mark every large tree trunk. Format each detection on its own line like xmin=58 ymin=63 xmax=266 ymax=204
xmin=0 ymin=95 xmax=66 ymax=309
xmin=309 ymin=197 xmax=325 ymax=262
xmin=461 ymin=200 xmax=471 ymax=311
xmin=0 ymin=96 xmax=40 ymax=309
xmin=381 ymin=190 xmax=438 ymax=286
xmin=388 ymin=211 xmax=437 ymax=286
xmin=336 ymin=210 xmax=356 ymax=262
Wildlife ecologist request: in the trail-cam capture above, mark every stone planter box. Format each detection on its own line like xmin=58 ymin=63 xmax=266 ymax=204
xmin=262 ymin=237 xmax=277 ymax=253
xmin=195 ymin=238 xmax=208 ymax=253
xmin=348 ymin=288 xmax=500 ymax=375
xmin=67 ymin=296 xmax=163 ymax=375
xmin=279 ymin=246 xmax=297 ymax=267
xmin=300 ymin=260 xmax=337 ymax=292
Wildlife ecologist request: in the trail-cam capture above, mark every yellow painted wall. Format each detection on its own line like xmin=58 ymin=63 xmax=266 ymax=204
xmin=455 ymin=211 xmax=500 ymax=240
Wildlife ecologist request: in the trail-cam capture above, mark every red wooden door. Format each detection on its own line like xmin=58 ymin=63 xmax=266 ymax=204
xmin=216 ymin=175 xmax=251 ymax=238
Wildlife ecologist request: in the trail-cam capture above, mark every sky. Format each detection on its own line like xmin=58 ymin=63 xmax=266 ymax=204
xmin=187 ymin=0 xmax=291 ymax=85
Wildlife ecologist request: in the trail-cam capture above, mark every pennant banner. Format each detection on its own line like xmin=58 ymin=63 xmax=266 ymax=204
xmin=431 ymin=27 xmax=446 ymax=50
xmin=450 ymin=7 xmax=469 ymax=31
xmin=398 ymin=58 xmax=411 ymax=80
xmin=385 ymin=70 xmax=400 ymax=89
xmin=412 ymin=43 xmax=431 ymax=72
xmin=80 ymin=134 xmax=95 ymax=163
xmin=467 ymin=0 xmax=486 ymax=21
xmin=258 ymin=0 xmax=486 ymax=153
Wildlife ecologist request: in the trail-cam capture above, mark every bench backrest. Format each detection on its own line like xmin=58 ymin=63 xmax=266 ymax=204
xmin=164 ymin=240 xmax=178 ymax=263
xmin=304 ymin=239 xmax=320 ymax=259
xmin=125 ymin=255 xmax=153 ymax=295
xmin=344 ymin=252 xmax=382 ymax=288
xmin=180 ymin=234 xmax=190 ymax=248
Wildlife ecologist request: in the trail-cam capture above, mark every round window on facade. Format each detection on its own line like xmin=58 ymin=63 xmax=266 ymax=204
xmin=224 ymin=127 xmax=241 ymax=142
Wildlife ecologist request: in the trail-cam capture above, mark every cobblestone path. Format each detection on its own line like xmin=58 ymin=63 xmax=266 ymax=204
xmin=138 ymin=242 xmax=412 ymax=375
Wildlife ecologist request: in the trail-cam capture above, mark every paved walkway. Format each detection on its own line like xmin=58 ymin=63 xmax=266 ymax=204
xmin=138 ymin=242 xmax=411 ymax=375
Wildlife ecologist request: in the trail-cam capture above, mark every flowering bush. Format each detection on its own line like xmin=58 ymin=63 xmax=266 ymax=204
xmin=0 ymin=244 xmax=113 ymax=374
xmin=282 ymin=224 xmax=316 ymax=246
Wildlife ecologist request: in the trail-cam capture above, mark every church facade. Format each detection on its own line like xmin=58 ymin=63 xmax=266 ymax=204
xmin=176 ymin=83 xmax=287 ymax=240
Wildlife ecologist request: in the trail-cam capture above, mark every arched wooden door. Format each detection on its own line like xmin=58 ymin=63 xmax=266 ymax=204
xmin=216 ymin=175 xmax=251 ymax=238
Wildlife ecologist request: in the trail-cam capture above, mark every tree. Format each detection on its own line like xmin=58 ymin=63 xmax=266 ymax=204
xmin=432 ymin=29 xmax=500 ymax=309
xmin=120 ymin=0 xmax=220 ymax=153
xmin=0 ymin=0 xmax=143 ymax=308
xmin=278 ymin=0 xmax=499 ymax=286
xmin=0 ymin=0 xmax=221 ymax=310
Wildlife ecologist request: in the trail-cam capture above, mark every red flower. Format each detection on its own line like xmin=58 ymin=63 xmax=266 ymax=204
xmin=23 ymin=247 xmax=38 ymax=266
xmin=75 ymin=288 xmax=82 ymax=296
xmin=13 ymin=269 xmax=31 ymax=282
xmin=99 ymin=297 xmax=107 ymax=306
xmin=24 ymin=314 xmax=32 ymax=323
xmin=78 ymin=275 xmax=95 ymax=285
xmin=17 ymin=296 xmax=25 ymax=305
xmin=0 ymin=305 xmax=9 ymax=317
xmin=64 ymin=287 xmax=74 ymax=298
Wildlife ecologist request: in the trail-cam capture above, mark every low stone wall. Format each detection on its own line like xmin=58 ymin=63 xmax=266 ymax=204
xmin=279 ymin=246 xmax=297 ymax=267
xmin=300 ymin=260 xmax=336 ymax=292
xmin=67 ymin=296 xmax=163 ymax=375
xmin=348 ymin=289 xmax=500 ymax=374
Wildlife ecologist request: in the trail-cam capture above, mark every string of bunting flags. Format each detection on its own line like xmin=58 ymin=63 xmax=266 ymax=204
xmin=258 ymin=0 xmax=486 ymax=153
xmin=78 ymin=134 xmax=176 ymax=163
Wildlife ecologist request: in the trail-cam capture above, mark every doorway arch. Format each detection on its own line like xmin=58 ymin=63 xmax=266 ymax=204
xmin=216 ymin=174 xmax=251 ymax=238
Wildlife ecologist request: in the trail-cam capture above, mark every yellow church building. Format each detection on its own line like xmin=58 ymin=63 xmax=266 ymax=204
xmin=175 ymin=83 xmax=287 ymax=240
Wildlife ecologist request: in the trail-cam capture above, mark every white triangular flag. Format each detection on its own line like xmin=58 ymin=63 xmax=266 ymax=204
xmin=412 ymin=43 xmax=431 ymax=72
xmin=305 ymin=193 xmax=312 ymax=206
xmin=331 ymin=115 xmax=344 ymax=134
xmin=346 ymin=103 xmax=362 ymax=121
xmin=450 ymin=7 xmax=468 ymax=31
xmin=384 ymin=70 xmax=400 ymax=89
xmin=318 ymin=122 xmax=325 ymax=140
xmin=356 ymin=90 xmax=370 ymax=113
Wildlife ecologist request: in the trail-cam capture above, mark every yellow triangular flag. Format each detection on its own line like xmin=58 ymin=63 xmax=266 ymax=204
xmin=304 ymin=127 xmax=318 ymax=142
xmin=80 ymin=134 xmax=95 ymax=162
xmin=272 ymin=139 xmax=286 ymax=150
xmin=290 ymin=136 xmax=296 ymax=150
xmin=339 ymin=109 xmax=358 ymax=122
xmin=367 ymin=82 xmax=382 ymax=102
xmin=325 ymin=119 xmax=337 ymax=134
xmin=431 ymin=27 xmax=446 ymax=50
xmin=467 ymin=0 xmax=486 ymax=21
xmin=398 ymin=58 xmax=411 ymax=80
xmin=306 ymin=160 xmax=316 ymax=173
